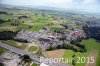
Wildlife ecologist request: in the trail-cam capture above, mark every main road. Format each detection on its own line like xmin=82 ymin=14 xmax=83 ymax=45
xmin=0 ymin=41 xmax=70 ymax=66
xmin=0 ymin=41 xmax=40 ymax=63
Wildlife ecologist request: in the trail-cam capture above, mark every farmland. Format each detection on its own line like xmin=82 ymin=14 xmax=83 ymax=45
xmin=0 ymin=7 xmax=87 ymax=32
xmin=63 ymin=38 xmax=100 ymax=66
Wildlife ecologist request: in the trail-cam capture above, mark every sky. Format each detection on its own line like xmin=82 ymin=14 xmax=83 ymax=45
xmin=0 ymin=0 xmax=100 ymax=12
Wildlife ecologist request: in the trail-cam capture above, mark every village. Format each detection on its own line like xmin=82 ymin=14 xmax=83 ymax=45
xmin=0 ymin=27 xmax=86 ymax=66
xmin=16 ymin=27 xmax=86 ymax=48
xmin=0 ymin=1 xmax=100 ymax=65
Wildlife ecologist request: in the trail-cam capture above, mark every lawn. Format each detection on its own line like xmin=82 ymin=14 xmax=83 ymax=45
xmin=97 ymin=52 xmax=100 ymax=66
xmin=0 ymin=22 xmax=11 ymax=27
xmin=36 ymin=47 xmax=43 ymax=56
xmin=50 ymin=27 xmax=64 ymax=32
xmin=28 ymin=46 xmax=38 ymax=52
xmin=0 ymin=11 xmax=59 ymax=32
xmin=51 ymin=20 xmax=61 ymax=26
xmin=4 ymin=40 xmax=27 ymax=50
xmin=0 ymin=46 xmax=7 ymax=54
xmin=0 ymin=14 xmax=12 ymax=20
xmin=0 ymin=22 xmax=17 ymax=31
xmin=31 ymin=63 xmax=38 ymax=66
xmin=17 ymin=22 xmax=50 ymax=31
xmin=16 ymin=24 xmax=30 ymax=30
xmin=63 ymin=38 xmax=100 ymax=66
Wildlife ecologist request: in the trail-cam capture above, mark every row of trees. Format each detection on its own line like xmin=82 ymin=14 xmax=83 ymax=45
xmin=11 ymin=20 xmax=20 ymax=26
xmin=71 ymin=40 xmax=87 ymax=52
xmin=0 ymin=31 xmax=17 ymax=40
xmin=47 ymin=42 xmax=87 ymax=53
xmin=0 ymin=19 xmax=11 ymax=24
xmin=0 ymin=63 xmax=4 ymax=66
xmin=21 ymin=55 xmax=32 ymax=63
xmin=83 ymin=25 xmax=100 ymax=40
xmin=61 ymin=22 xmax=68 ymax=29
xmin=18 ymin=16 xmax=28 ymax=19
xmin=0 ymin=11 xmax=8 ymax=15
xmin=72 ymin=54 xmax=76 ymax=66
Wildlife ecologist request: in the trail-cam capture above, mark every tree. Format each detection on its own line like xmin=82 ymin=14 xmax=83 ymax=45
xmin=72 ymin=54 xmax=76 ymax=66
xmin=29 ymin=25 xmax=32 ymax=28
xmin=11 ymin=19 xmax=20 ymax=26
xmin=61 ymin=22 xmax=68 ymax=29
xmin=72 ymin=54 xmax=75 ymax=58
xmin=22 ymin=21 xmax=24 ymax=23
xmin=72 ymin=59 xmax=76 ymax=66
xmin=0 ymin=31 xmax=17 ymax=40
xmin=22 ymin=55 xmax=32 ymax=63
xmin=7 ymin=19 xmax=11 ymax=22
xmin=0 ymin=63 xmax=4 ymax=66
xmin=71 ymin=40 xmax=77 ymax=44
xmin=47 ymin=45 xmax=53 ymax=51
xmin=60 ymin=36 xmax=66 ymax=41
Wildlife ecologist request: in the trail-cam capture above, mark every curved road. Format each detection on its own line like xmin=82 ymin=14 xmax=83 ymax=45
xmin=0 ymin=41 xmax=70 ymax=66
xmin=0 ymin=41 xmax=40 ymax=63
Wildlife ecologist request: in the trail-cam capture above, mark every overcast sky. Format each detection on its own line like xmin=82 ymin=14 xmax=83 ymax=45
xmin=0 ymin=0 xmax=100 ymax=12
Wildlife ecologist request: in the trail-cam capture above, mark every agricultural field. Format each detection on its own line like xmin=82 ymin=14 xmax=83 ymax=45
xmin=0 ymin=8 xmax=54 ymax=32
xmin=63 ymin=38 xmax=100 ymax=66
xmin=46 ymin=49 xmax=65 ymax=58
xmin=0 ymin=7 xmax=83 ymax=32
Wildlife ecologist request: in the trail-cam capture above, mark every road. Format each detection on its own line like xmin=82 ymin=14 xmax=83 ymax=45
xmin=0 ymin=41 xmax=70 ymax=66
xmin=0 ymin=41 xmax=40 ymax=63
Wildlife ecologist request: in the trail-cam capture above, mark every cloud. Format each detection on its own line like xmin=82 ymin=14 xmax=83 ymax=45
xmin=1 ymin=0 xmax=99 ymax=6
xmin=0 ymin=0 xmax=100 ymax=12
xmin=44 ymin=0 xmax=73 ymax=4
xmin=82 ymin=0 xmax=98 ymax=5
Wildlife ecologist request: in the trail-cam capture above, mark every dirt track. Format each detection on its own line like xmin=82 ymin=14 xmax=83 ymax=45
xmin=85 ymin=50 xmax=99 ymax=66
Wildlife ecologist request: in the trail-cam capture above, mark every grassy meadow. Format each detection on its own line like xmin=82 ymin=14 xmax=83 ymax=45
xmin=63 ymin=38 xmax=100 ymax=66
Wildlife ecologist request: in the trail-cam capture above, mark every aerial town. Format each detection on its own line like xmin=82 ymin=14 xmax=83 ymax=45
xmin=0 ymin=1 xmax=100 ymax=66
xmin=0 ymin=27 xmax=86 ymax=66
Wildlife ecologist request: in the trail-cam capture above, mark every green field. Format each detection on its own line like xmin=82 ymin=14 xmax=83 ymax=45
xmin=0 ymin=7 xmax=81 ymax=32
xmin=4 ymin=40 xmax=27 ymax=50
xmin=50 ymin=27 xmax=64 ymax=32
xmin=31 ymin=63 xmax=38 ymax=66
xmin=0 ymin=46 xmax=6 ymax=54
xmin=28 ymin=46 xmax=38 ymax=52
xmin=63 ymin=38 xmax=100 ymax=66
xmin=97 ymin=52 xmax=100 ymax=66
xmin=36 ymin=47 xmax=43 ymax=56
xmin=0 ymin=8 xmax=55 ymax=32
